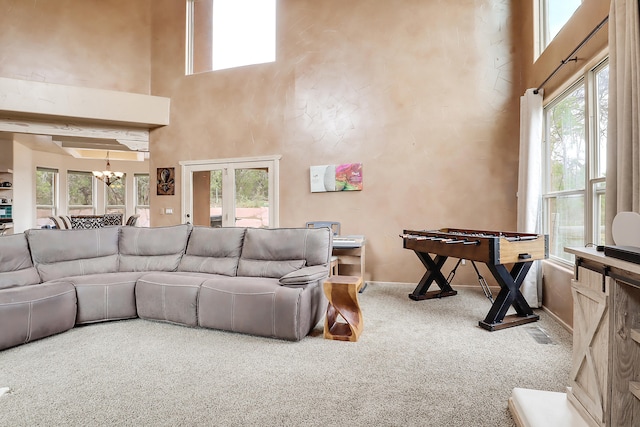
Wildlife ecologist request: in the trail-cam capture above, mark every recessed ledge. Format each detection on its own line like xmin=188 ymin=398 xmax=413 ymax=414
xmin=0 ymin=77 xmax=169 ymax=128
xmin=0 ymin=78 xmax=170 ymax=152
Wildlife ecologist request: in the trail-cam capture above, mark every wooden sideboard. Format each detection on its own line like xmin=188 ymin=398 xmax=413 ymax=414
xmin=509 ymin=247 xmax=640 ymax=427
xmin=564 ymin=247 xmax=640 ymax=427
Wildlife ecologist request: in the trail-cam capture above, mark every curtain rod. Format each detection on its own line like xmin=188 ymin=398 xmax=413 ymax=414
xmin=534 ymin=15 xmax=609 ymax=95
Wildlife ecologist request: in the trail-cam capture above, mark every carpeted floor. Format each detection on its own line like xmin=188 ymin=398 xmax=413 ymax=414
xmin=0 ymin=283 xmax=572 ymax=426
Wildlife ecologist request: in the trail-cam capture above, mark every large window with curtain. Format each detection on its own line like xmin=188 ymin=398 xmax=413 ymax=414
xmin=542 ymin=58 xmax=609 ymax=263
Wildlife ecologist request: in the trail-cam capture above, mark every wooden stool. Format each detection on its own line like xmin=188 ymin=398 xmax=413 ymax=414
xmin=323 ymin=275 xmax=363 ymax=342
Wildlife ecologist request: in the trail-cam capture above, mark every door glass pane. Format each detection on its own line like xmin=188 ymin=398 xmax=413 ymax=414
xmin=191 ymin=171 xmax=212 ymax=226
xmin=234 ymin=168 xmax=268 ymax=228
xmin=547 ymin=194 xmax=584 ymax=261
xmin=210 ymin=170 xmax=223 ymax=227
xmin=547 ymin=83 xmax=585 ymax=192
xmin=135 ymin=174 xmax=150 ymax=227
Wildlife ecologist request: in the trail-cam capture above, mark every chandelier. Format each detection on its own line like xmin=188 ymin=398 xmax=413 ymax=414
xmin=92 ymin=152 xmax=124 ymax=186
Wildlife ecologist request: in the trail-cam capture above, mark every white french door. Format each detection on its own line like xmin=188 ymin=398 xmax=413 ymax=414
xmin=180 ymin=155 xmax=280 ymax=228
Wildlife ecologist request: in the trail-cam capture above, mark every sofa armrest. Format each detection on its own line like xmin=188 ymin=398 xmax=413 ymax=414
xmin=279 ymin=265 xmax=329 ymax=286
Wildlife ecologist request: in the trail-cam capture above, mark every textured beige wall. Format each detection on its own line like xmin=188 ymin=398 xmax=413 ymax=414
xmin=0 ymin=0 xmax=151 ymax=93
xmin=150 ymin=0 xmax=522 ymax=284
xmin=0 ymin=0 xmax=153 ymax=232
xmin=0 ymin=0 xmax=604 ymax=315
xmin=0 ymin=0 xmax=605 ymax=323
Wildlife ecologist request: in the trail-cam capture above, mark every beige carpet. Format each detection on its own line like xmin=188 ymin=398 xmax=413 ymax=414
xmin=0 ymin=283 xmax=572 ymax=426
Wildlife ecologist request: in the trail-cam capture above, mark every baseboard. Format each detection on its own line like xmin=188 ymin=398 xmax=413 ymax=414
xmin=541 ymin=305 xmax=573 ymax=333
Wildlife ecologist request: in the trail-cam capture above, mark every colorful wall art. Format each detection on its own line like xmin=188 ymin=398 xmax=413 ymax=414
xmin=310 ymin=162 xmax=363 ymax=192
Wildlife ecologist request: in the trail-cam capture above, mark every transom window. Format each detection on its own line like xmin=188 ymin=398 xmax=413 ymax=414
xmin=538 ymin=0 xmax=582 ymax=55
xmin=186 ymin=0 xmax=276 ymax=74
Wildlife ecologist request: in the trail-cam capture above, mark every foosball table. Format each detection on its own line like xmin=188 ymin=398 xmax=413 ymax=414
xmin=400 ymin=228 xmax=549 ymax=331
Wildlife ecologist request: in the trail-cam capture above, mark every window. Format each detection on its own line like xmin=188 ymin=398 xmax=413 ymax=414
xmin=542 ymin=59 xmax=608 ymax=263
xmin=105 ymin=175 xmax=126 ymax=216
xmin=186 ymin=0 xmax=276 ymax=74
xmin=68 ymin=171 xmax=95 ymax=215
xmin=36 ymin=167 xmax=58 ymax=227
xmin=134 ymin=174 xmax=150 ymax=227
xmin=539 ymin=0 xmax=582 ymax=54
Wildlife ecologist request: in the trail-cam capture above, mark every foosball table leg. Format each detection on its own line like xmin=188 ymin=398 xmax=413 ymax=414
xmin=478 ymin=262 xmax=540 ymax=331
xmin=408 ymin=252 xmax=458 ymax=300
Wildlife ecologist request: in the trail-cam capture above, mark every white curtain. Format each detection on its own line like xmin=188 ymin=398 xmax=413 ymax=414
xmin=606 ymin=0 xmax=640 ymax=242
xmin=517 ymin=88 xmax=544 ymax=308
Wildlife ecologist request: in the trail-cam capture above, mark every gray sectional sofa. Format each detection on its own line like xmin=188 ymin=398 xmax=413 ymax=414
xmin=0 ymin=224 xmax=332 ymax=351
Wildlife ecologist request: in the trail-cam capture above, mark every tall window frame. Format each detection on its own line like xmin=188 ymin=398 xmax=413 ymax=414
xmin=105 ymin=174 xmax=126 ymax=216
xmin=104 ymin=174 xmax=127 ymax=216
xmin=36 ymin=167 xmax=59 ymax=227
xmin=67 ymin=170 xmax=96 ymax=215
xmin=542 ymin=57 xmax=609 ymax=265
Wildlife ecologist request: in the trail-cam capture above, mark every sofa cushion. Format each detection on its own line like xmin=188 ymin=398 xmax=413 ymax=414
xmin=178 ymin=227 xmax=245 ymax=276
xmin=26 ymin=228 xmax=119 ymax=282
xmin=198 ymin=276 xmax=317 ymax=341
xmin=135 ymin=273 xmax=204 ymax=327
xmin=237 ymin=259 xmax=306 ymax=278
xmin=0 ymin=233 xmax=41 ymax=289
xmin=237 ymin=228 xmax=332 ymax=278
xmin=0 ymin=281 xmax=77 ymax=351
xmin=119 ymin=224 xmax=191 ymax=272
xmin=58 ymin=272 xmax=145 ymax=324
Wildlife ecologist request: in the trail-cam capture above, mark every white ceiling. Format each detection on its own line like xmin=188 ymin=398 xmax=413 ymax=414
xmin=7 ymin=132 xmax=147 ymax=161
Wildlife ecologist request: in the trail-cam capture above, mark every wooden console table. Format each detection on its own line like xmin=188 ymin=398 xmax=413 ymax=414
xmin=509 ymin=247 xmax=640 ymax=427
